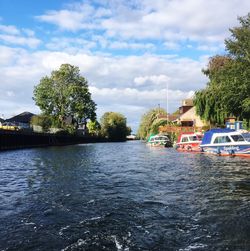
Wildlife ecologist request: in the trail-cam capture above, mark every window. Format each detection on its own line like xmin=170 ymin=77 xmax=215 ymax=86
xmin=231 ymin=134 xmax=245 ymax=142
xmin=213 ymin=136 xmax=232 ymax=144
xmin=189 ymin=136 xmax=198 ymax=141
xmin=181 ymin=137 xmax=189 ymax=142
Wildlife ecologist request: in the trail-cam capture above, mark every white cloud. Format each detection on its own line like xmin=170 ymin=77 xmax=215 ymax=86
xmin=0 ymin=34 xmax=41 ymax=48
xmin=0 ymin=23 xmax=40 ymax=48
xmin=45 ymin=37 xmax=97 ymax=52
xmin=90 ymin=86 xmax=194 ymax=106
xmin=134 ymin=75 xmax=170 ymax=87
xmin=6 ymin=91 xmax=15 ymax=97
xmin=108 ymin=41 xmax=155 ymax=50
xmin=36 ymin=0 xmax=250 ymax=44
xmin=197 ymin=44 xmax=224 ymax=52
xmin=37 ymin=10 xmax=85 ymax=31
xmin=164 ymin=41 xmax=180 ymax=50
xmin=0 ymin=45 xmax=207 ymax=127
xmin=36 ymin=3 xmax=110 ymax=31
xmin=0 ymin=24 xmax=20 ymax=35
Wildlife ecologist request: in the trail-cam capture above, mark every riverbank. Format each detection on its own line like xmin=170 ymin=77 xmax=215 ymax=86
xmin=0 ymin=129 xmax=120 ymax=151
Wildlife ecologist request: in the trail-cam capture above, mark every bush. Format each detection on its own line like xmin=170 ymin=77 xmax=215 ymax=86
xmin=31 ymin=115 xmax=52 ymax=132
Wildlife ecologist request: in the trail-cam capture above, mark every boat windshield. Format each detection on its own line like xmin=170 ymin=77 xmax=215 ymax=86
xmin=155 ymin=136 xmax=168 ymax=141
xmin=213 ymin=136 xmax=232 ymax=144
xmin=242 ymin=133 xmax=250 ymax=142
xmin=150 ymin=136 xmax=167 ymax=141
xmin=231 ymin=134 xmax=245 ymax=142
xmin=188 ymin=135 xmax=199 ymax=141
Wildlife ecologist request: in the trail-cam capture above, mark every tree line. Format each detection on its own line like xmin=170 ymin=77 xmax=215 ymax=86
xmin=32 ymin=64 xmax=130 ymax=141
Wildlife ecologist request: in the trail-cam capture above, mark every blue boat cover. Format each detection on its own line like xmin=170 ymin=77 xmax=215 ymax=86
xmin=201 ymin=128 xmax=235 ymax=145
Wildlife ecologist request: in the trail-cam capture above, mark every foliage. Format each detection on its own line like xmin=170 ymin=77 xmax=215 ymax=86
xmin=137 ymin=107 xmax=167 ymax=139
xmin=100 ymin=112 xmax=129 ymax=140
xmin=33 ymin=64 xmax=96 ymax=131
xmin=31 ymin=115 xmax=52 ymax=132
xmin=150 ymin=118 xmax=169 ymax=135
xmin=172 ymin=109 xmax=180 ymax=115
xmin=194 ymin=14 xmax=250 ymax=126
xmin=87 ymin=120 xmax=101 ymax=136
xmin=31 ymin=114 xmax=66 ymax=132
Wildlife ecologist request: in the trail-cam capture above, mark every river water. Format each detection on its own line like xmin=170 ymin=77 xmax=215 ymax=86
xmin=0 ymin=141 xmax=250 ymax=251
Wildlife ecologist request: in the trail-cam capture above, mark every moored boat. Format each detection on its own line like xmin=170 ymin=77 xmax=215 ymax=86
xmin=200 ymin=128 xmax=250 ymax=157
xmin=147 ymin=134 xmax=172 ymax=147
xmin=176 ymin=132 xmax=202 ymax=152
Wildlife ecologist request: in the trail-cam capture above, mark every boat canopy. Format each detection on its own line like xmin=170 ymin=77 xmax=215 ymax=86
xmin=201 ymin=128 xmax=235 ymax=145
xmin=147 ymin=133 xmax=169 ymax=142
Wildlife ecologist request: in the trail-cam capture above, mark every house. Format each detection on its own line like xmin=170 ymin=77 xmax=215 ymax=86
xmin=5 ymin=112 xmax=35 ymax=129
xmin=158 ymin=114 xmax=179 ymax=122
xmin=179 ymin=99 xmax=193 ymax=114
xmin=0 ymin=118 xmax=4 ymax=125
xmin=175 ymin=106 xmax=207 ymax=128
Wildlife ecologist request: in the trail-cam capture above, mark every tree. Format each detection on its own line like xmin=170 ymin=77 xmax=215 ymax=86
xmin=225 ymin=13 xmax=250 ymax=63
xmin=194 ymin=14 xmax=250 ymax=127
xmin=194 ymin=55 xmax=232 ymax=125
xmin=33 ymin=64 xmax=96 ymax=130
xmin=87 ymin=120 xmax=101 ymax=136
xmin=224 ymin=13 xmax=250 ymax=122
xmin=100 ymin=112 xmax=129 ymax=141
xmin=137 ymin=107 xmax=167 ymax=139
xmin=30 ymin=115 xmax=52 ymax=132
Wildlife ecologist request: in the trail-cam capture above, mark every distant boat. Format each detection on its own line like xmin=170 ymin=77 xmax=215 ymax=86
xmin=176 ymin=132 xmax=202 ymax=152
xmin=200 ymin=128 xmax=250 ymax=157
xmin=147 ymin=134 xmax=172 ymax=147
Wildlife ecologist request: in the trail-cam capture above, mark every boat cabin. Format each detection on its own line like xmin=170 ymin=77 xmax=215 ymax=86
xmin=176 ymin=132 xmax=202 ymax=151
xmin=201 ymin=129 xmax=247 ymax=146
xmin=200 ymin=128 xmax=250 ymax=156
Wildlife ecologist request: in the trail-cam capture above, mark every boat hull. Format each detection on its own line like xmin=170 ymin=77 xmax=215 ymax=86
xmin=200 ymin=144 xmax=250 ymax=157
xmin=176 ymin=142 xmax=201 ymax=152
xmin=147 ymin=141 xmax=172 ymax=147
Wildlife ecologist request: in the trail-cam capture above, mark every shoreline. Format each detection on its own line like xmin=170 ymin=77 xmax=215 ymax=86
xmin=0 ymin=129 xmax=125 ymax=151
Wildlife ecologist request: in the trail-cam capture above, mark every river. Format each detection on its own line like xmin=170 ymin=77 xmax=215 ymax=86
xmin=0 ymin=141 xmax=250 ymax=250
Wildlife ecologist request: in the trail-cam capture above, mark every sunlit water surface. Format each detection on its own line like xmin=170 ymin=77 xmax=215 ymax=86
xmin=0 ymin=141 xmax=250 ymax=250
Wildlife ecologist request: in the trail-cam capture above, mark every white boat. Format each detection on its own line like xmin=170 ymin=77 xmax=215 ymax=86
xmin=200 ymin=128 xmax=250 ymax=157
xmin=147 ymin=134 xmax=172 ymax=147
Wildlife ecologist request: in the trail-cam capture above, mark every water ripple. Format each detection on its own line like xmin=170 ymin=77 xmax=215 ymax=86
xmin=0 ymin=142 xmax=250 ymax=250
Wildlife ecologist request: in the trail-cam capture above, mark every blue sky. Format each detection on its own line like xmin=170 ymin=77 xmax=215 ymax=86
xmin=0 ymin=0 xmax=250 ymax=131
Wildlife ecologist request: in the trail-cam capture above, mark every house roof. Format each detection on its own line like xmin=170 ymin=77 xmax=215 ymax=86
xmin=158 ymin=114 xmax=179 ymax=121
xmin=6 ymin=112 xmax=35 ymax=123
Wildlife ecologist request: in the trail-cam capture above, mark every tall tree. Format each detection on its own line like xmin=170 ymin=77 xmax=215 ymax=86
xmin=224 ymin=13 xmax=250 ymax=121
xmin=194 ymin=13 xmax=250 ymax=126
xmin=100 ymin=112 xmax=130 ymax=141
xmin=137 ymin=107 xmax=167 ymax=139
xmin=33 ymin=64 xmax=96 ymax=129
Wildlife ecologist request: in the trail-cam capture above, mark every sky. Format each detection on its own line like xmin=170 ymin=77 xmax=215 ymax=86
xmin=0 ymin=0 xmax=250 ymax=132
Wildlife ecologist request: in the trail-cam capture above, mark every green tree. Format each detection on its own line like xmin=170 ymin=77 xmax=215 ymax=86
xmin=137 ymin=107 xmax=167 ymax=139
xmin=100 ymin=112 xmax=129 ymax=141
xmin=30 ymin=115 xmax=52 ymax=132
xmin=33 ymin=64 xmax=96 ymax=130
xmin=87 ymin=120 xmax=101 ymax=136
xmin=194 ymin=13 xmax=250 ymax=127
xmin=194 ymin=55 xmax=232 ymax=125
xmin=224 ymin=13 xmax=250 ymax=122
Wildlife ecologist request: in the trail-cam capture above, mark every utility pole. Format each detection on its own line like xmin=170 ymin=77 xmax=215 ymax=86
xmin=167 ymin=83 xmax=169 ymax=121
